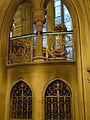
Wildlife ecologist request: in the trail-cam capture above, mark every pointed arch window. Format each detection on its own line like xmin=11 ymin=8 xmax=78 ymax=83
xmin=54 ymin=0 xmax=73 ymax=59
xmin=10 ymin=81 xmax=32 ymax=119
xmin=45 ymin=80 xmax=72 ymax=120
xmin=8 ymin=0 xmax=74 ymax=63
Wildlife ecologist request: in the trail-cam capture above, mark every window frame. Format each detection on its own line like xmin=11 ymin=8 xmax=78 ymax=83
xmin=10 ymin=81 xmax=32 ymax=119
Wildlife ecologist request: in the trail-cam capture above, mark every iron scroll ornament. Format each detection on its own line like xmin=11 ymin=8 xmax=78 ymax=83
xmin=10 ymin=81 xmax=32 ymax=119
xmin=45 ymin=80 xmax=71 ymax=120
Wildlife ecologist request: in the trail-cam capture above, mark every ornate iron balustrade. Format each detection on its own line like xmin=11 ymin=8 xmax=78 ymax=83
xmin=8 ymin=31 xmax=73 ymax=64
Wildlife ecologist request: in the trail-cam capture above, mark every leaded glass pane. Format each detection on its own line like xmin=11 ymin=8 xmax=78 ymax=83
xmin=11 ymin=81 xmax=32 ymax=119
xmin=55 ymin=17 xmax=61 ymax=25
xmin=33 ymin=20 xmax=47 ymax=47
xmin=54 ymin=6 xmax=61 ymax=17
xmin=54 ymin=0 xmax=73 ymax=60
xmin=33 ymin=24 xmax=37 ymax=46
xmin=64 ymin=5 xmax=72 ymax=30
xmin=65 ymin=21 xmax=72 ymax=30
xmin=54 ymin=2 xmax=72 ymax=31
xmin=43 ymin=23 xmax=47 ymax=32
xmin=45 ymin=80 xmax=72 ymax=120
xmin=54 ymin=0 xmax=61 ymax=7
xmin=43 ymin=36 xmax=47 ymax=47
xmin=66 ymin=47 xmax=73 ymax=59
xmin=33 ymin=36 xmax=36 ymax=45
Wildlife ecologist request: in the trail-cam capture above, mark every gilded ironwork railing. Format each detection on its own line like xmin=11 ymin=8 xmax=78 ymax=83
xmin=8 ymin=31 xmax=73 ymax=64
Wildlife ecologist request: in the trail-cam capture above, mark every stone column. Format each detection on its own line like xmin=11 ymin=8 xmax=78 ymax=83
xmin=21 ymin=2 xmax=33 ymax=34
xmin=47 ymin=0 xmax=55 ymax=50
xmin=33 ymin=8 xmax=45 ymax=61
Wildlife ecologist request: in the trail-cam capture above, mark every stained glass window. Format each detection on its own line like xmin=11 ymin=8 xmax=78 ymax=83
xmin=54 ymin=0 xmax=73 ymax=59
xmin=10 ymin=81 xmax=32 ymax=119
xmin=45 ymin=80 xmax=72 ymax=120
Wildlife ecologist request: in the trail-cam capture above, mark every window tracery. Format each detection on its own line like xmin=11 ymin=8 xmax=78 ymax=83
xmin=45 ymin=80 xmax=72 ymax=120
xmin=10 ymin=81 xmax=32 ymax=119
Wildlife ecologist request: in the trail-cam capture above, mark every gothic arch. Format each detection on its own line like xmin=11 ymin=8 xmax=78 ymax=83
xmin=44 ymin=78 xmax=72 ymax=120
xmin=10 ymin=79 xmax=33 ymax=94
xmin=0 ymin=0 xmax=33 ymax=65
xmin=0 ymin=0 xmax=79 ymax=64
xmin=5 ymin=79 xmax=33 ymax=120
xmin=43 ymin=78 xmax=72 ymax=93
xmin=10 ymin=80 xmax=32 ymax=119
xmin=0 ymin=1 xmax=87 ymax=120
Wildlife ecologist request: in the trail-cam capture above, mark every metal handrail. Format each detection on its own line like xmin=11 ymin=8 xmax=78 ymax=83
xmin=10 ymin=30 xmax=73 ymax=40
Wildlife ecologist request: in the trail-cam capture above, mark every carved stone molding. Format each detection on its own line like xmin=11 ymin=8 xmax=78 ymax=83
xmin=8 ymin=38 xmax=32 ymax=64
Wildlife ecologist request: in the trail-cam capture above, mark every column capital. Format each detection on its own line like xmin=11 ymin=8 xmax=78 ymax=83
xmin=34 ymin=8 xmax=46 ymax=25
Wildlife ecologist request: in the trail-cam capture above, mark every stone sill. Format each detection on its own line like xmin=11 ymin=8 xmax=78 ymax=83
xmin=6 ymin=59 xmax=76 ymax=67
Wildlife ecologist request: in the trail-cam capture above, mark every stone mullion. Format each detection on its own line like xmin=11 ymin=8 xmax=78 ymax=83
xmin=47 ymin=0 xmax=55 ymax=51
xmin=26 ymin=2 xmax=33 ymax=34
xmin=61 ymin=0 xmax=64 ymax=24
xmin=21 ymin=3 xmax=26 ymax=35
xmin=21 ymin=2 xmax=33 ymax=35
